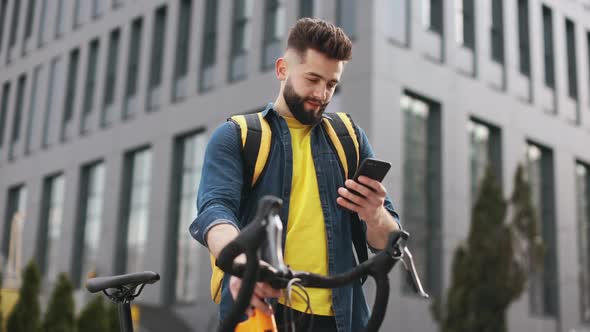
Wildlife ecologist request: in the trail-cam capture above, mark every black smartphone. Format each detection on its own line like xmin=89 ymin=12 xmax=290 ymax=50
xmin=344 ymin=158 xmax=391 ymax=201
xmin=353 ymin=158 xmax=391 ymax=183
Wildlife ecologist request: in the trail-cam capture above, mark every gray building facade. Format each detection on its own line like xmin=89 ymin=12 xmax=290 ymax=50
xmin=1 ymin=0 xmax=590 ymax=331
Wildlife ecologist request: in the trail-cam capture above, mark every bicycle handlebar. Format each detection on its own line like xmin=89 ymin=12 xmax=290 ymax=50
xmin=216 ymin=196 xmax=429 ymax=332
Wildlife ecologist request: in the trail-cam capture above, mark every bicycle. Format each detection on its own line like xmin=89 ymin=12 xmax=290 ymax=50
xmin=215 ymin=195 xmax=429 ymax=332
xmin=86 ymin=270 xmax=160 ymax=332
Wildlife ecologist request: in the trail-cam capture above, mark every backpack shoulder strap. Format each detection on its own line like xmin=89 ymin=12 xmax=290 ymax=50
xmin=228 ymin=112 xmax=272 ymax=187
xmin=209 ymin=112 xmax=272 ymax=304
xmin=322 ymin=112 xmax=369 ymax=283
xmin=321 ymin=112 xmax=360 ymax=179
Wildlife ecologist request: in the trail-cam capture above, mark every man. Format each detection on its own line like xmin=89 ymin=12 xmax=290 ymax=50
xmin=190 ymin=18 xmax=400 ymax=332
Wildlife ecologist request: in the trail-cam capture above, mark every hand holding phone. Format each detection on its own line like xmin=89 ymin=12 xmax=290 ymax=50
xmin=344 ymin=158 xmax=391 ymax=200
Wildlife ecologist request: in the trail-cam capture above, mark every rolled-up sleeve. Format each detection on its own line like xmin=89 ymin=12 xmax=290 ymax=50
xmin=189 ymin=121 xmax=244 ymax=247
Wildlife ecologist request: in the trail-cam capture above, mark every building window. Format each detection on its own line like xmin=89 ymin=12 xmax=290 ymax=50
xmin=587 ymin=32 xmax=590 ymax=107
xmin=37 ymin=0 xmax=48 ymax=47
xmin=229 ymin=0 xmax=252 ymax=82
xmin=299 ymin=0 xmax=314 ymax=18
xmin=261 ymin=0 xmax=285 ymax=70
xmin=424 ymin=0 xmax=444 ymax=35
xmin=576 ymin=162 xmax=590 ymax=323
xmin=456 ymin=0 xmax=474 ymax=49
xmin=166 ymin=132 xmax=207 ymax=303
xmin=81 ymin=39 xmax=99 ymax=134
xmin=490 ymin=0 xmax=504 ymax=64
xmin=25 ymin=65 xmax=41 ymax=154
xmin=72 ymin=162 xmax=105 ymax=288
xmin=116 ymin=148 xmax=152 ymax=274
xmin=526 ymin=143 xmax=558 ymax=317
xmin=0 ymin=82 xmax=11 ymax=157
xmin=61 ymin=48 xmax=80 ymax=142
xmin=468 ymin=119 xmax=502 ymax=203
xmin=565 ymin=19 xmax=578 ymax=100
xmin=147 ymin=6 xmax=167 ymax=111
xmin=400 ymin=92 xmax=442 ymax=298
xmin=112 ymin=0 xmax=123 ymax=9
xmin=577 ymin=162 xmax=590 ymax=323
xmin=37 ymin=173 xmax=65 ymax=281
xmin=517 ymin=0 xmax=530 ymax=76
xmin=8 ymin=0 xmax=21 ymax=51
xmin=43 ymin=57 xmax=62 ymax=148
xmin=92 ymin=0 xmax=104 ymax=18
xmin=101 ymin=28 xmax=120 ymax=126
xmin=173 ymin=0 xmax=192 ymax=102
xmin=0 ymin=0 xmax=7 ymax=52
xmin=23 ymin=0 xmax=37 ymax=47
xmin=55 ymin=0 xmax=65 ymax=38
xmin=542 ymin=5 xmax=555 ymax=89
xmin=199 ymin=0 xmax=218 ymax=92
xmin=124 ymin=18 xmax=143 ymax=118
xmin=9 ymin=75 xmax=27 ymax=160
xmin=336 ymin=0 xmax=356 ymax=38
xmin=2 ymin=184 xmax=27 ymax=277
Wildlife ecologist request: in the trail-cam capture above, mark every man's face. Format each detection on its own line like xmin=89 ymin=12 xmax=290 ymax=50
xmin=281 ymin=49 xmax=344 ymax=125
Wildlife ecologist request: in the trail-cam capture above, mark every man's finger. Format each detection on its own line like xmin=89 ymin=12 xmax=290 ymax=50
xmin=254 ymin=282 xmax=281 ymax=298
xmin=250 ymin=295 xmax=273 ymax=316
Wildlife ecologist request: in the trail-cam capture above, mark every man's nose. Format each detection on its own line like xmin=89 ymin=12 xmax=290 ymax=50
xmin=312 ymin=85 xmax=328 ymax=102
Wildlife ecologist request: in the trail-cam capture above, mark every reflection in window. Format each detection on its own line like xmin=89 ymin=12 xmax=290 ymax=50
xmin=336 ymin=0 xmax=356 ymax=38
xmin=261 ymin=0 xmax=285 ymax=70
xmin=40 ymin=174 xmax=66 ymax=282
xmin=468 ymin=119 xmax=502 ymax=203
xmin=147 ymin=6 xmax=168 ymax=110
xmin=81 ymin=39 xmax=100 ymax=133
xmin=173 ymin=133 xmax=207 ymax=302
xmin=401 ymin=92 xmax=442 ymax=298
xmin=199 ymin=0 xmax=218 ymax=92
xmin=229 ymin=0 xmax=253 ymax=82
xmin=577 ymin=163 xmax=590 ymax=323
xmin=73 ymin=162 xmax=105 ymax=287
xmin=526 ymin=143 xmax=557 ymax=317
xmin=2 ymin=184 xmax=27 ymax=278
xmin=25 ymin=66 xmax=42 ymax=154
xmin=124 ymin=17 xmax=143 ymax=118
xmin=173 ymin=0 xmax=192 ymax=101
xmin=121 ymin=149 xmax=152 ymax=274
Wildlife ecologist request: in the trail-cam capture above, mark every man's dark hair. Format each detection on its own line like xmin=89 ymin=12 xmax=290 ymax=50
xmin=287 ymin=18 xmax=352 ymax=61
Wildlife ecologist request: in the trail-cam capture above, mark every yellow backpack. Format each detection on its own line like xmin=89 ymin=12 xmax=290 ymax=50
xmin=209 ymin=111 xmax=365 ymax=303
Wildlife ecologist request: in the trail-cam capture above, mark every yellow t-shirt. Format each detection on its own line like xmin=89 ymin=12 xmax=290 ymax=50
xmin=280 ymin=116 xmax=333 ymax=316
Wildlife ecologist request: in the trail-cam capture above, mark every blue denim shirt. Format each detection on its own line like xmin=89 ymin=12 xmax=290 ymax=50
xmin=190 ymin=104 xmax=400 ymax=332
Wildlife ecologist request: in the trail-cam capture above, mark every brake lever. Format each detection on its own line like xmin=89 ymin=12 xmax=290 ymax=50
xmin=400 ymin=246 xmax=429 ymax=299
xmin=385 ymin=231 xmax=429 ymax=299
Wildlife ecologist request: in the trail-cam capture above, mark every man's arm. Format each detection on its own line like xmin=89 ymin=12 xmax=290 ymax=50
xmin=337 ymin=176 xmax=399 ymax=249
xmin=336 ymin=125 xmax=401 ymax=250
xmin=206 ymin=223 xmax=240 ymax=259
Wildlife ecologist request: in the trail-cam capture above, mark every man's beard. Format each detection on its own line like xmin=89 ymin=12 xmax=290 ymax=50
xmin=283 ymin=79 xmax=328 ymax=125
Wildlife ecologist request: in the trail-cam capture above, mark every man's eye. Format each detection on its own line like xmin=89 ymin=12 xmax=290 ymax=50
xmin=307 ymin=78 xmax=318 ymax=83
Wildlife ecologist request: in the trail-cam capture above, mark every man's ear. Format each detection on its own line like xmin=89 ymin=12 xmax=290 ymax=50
xmin=276 ymin=57 xmax=287 ymax=81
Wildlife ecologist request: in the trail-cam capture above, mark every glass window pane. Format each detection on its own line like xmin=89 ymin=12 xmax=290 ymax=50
xmin=79 ymin=163 xmax=105 ymax=284
xmin=577 ymin=163 xmax=590 ymax=322
xmin=45 ymin=175 xmax=65 ymax=282
xmin=175 ymin=133 xmax=206 ymax=302
xmin=125 ymin=149 xmax=152 ymax=273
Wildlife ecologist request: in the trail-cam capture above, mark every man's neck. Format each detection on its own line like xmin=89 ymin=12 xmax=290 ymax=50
xmin=273 ymin=94 xmax=293 ymax=118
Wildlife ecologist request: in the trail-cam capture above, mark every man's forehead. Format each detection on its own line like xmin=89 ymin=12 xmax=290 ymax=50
xmin=289 ymin=50 xmax=343 ymax=77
